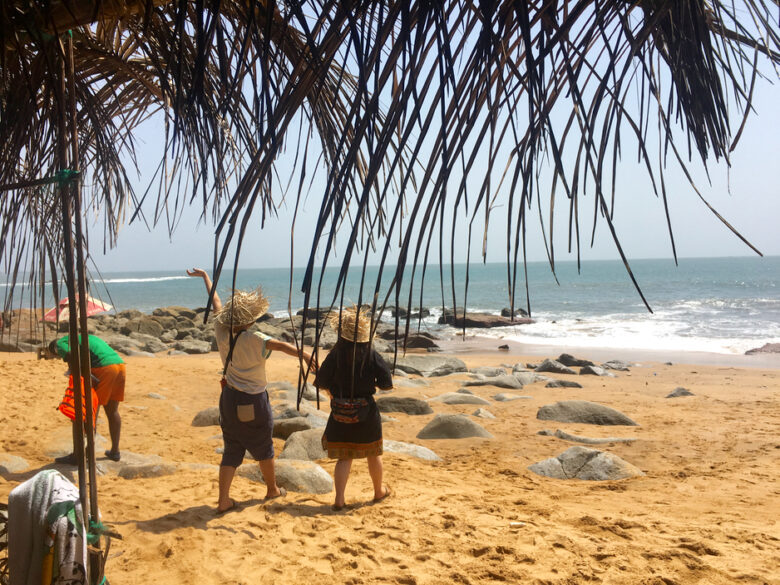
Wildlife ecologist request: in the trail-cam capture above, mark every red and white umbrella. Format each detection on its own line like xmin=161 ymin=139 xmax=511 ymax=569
xmin=42 ymin=294 xmax=113 ymax=322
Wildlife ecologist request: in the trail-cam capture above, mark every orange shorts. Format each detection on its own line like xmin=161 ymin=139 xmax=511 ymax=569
xmin=92 ymin=363 xmax=126 ymax=405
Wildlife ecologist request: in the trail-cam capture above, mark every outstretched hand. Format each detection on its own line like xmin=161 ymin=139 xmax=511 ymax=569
xmin=186 ymin=268 xmax=209 ymax=279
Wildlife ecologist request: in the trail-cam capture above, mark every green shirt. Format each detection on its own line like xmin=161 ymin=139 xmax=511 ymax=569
xmin=55 ymin=335 xmax=124 ymax=368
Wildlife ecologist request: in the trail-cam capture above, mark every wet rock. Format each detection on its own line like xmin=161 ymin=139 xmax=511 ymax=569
xmin=439 ymin=311 xmax=532 ymax=328
xmin=416 ymin=414 xmax=493 ymax=440
xmin=537 ymin=400 xmax=638 ymax=426
xmin=501 ymin=307 xmax=529 ymax=318
xmin=745 ymin=343 xmax=780 ymax=355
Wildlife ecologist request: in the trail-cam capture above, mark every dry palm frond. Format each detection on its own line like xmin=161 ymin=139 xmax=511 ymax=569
xmin=0 ymin=0 xmax=777 ymax=339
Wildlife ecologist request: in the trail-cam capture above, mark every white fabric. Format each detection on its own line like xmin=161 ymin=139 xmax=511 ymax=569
xmin=216 ymin=325 xmax=272 ymax=394
xmin=8 ymin=469 xmax=88 ymax=585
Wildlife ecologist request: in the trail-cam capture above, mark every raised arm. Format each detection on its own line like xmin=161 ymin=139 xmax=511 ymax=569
xmin=266 ymin=339 xmax=318 ymax=373
xmin=186 ymin=268 xmax=222 ymax=313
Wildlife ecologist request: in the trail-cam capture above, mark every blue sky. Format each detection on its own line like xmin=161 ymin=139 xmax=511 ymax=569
xmin=91 ymin=75 xmax=780 ymax=274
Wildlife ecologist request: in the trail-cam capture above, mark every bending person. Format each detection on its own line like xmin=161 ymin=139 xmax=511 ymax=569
xmin=315 ymin=306 xmax=393 ymax=511
xmin=187 ymin=268 xmax=316 ymax=514
xmin=51 ymin=333 xmax=126 ymax=463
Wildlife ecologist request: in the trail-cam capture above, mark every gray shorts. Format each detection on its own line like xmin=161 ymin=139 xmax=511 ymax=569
xmin=219 ymin=386 xmax=274 ymax=467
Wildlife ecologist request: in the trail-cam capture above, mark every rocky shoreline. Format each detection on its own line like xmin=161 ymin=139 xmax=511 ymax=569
xmin=0 ymin=305 xmax=536 ymax=356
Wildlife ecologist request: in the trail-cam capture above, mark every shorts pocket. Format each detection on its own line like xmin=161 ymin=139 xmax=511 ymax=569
xmin=237 ymin=403 xmax=255 ymax=423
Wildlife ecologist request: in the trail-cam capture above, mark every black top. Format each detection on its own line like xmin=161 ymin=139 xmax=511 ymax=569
xmin=314 ymin=345 xmax=393 ymax=399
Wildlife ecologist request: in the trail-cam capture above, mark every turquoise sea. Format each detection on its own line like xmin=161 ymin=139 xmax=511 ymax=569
xmin=4 ymin=256 xmax=779 ymax=355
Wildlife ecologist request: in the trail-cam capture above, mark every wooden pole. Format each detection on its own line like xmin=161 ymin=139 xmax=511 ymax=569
xmin=64 ymin=32 xmax=104 ymax=582
xmin=55 ymin=36 xmax=89 ymax=535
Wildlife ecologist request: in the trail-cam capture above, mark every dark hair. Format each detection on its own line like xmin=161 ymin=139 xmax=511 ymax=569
xmin=333 ymin=337 xmax=371 ymax=395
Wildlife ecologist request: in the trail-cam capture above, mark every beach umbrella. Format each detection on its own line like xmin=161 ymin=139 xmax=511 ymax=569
xmin=42 ymin=294 xmax=112 ymax=323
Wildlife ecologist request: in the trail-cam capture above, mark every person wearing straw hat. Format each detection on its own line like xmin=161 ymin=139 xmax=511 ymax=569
xmin=187 ymin=268 xmax=316 ymax=514
xmin=315 ymin=306 xmax=393 ymax=511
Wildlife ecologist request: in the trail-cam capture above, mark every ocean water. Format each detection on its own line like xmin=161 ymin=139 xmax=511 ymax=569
xmin=5 ymin=256 xmax=779 ymax=355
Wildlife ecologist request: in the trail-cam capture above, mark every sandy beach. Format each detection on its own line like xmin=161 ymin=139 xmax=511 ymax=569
xmin=1 ymin=346 xmax=778 ymax=585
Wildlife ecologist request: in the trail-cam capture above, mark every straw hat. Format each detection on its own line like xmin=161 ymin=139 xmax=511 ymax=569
xmin=329 ymin=305 xmax=372 ymax=343
xmin=214 ymin=288 xmax=269 ymax=327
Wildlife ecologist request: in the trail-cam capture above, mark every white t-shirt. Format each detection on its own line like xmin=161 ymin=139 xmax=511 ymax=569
xmin=216 ymin=325 xmax=272 ymax=394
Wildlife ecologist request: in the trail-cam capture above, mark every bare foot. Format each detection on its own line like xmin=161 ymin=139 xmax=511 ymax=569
xmin=265 ymin=486 xmax=287 ymax=500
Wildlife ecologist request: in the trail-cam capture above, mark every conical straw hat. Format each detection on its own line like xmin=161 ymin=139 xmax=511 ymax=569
xmin=214 ymin=288 xmax=269 ymax=327
xmin=328 ymin=305 xmax=371 ymax=343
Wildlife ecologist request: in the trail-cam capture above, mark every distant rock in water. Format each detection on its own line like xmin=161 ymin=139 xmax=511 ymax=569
xmin=537 ymin=400 xmax=638 ymax=426
xmin=745 ymin=343 xmax=780 ymax=355
xmin=438 ymin=310 xmax=532 ymax=328
xmin=529 ymin=446 xmax=644 ymax=480
xmin=666 ymin=387 xmax=694 ymax=398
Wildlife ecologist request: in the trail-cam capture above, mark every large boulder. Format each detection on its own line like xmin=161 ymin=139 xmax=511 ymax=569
xmin=429 ymin=392 xmax=491 ymax=406
xmin=239 ymin=459 xmax=333 ymax=494
xmin=279 ymin=428 xmax=327 ymax=461
xmin=376 ymin=396 xmax=433 ymax=415
xmin=121 ymin=317 xmax=164 ymax=337
xmin=528 ymin=446 xmax=643 ymax=480
xmin=537 ymin=400 xmax=638 ymax=426
xmin=416 ymin=414 xmax=493 ymax=440
xmin=101 ymin=334 xmax=141 ymax=355
xmin=389 ymin=354 xmax=467 ymax=377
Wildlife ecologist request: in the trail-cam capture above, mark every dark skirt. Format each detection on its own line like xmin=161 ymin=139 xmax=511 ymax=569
xmin=322 ymin=397 xmax=383 ymax=459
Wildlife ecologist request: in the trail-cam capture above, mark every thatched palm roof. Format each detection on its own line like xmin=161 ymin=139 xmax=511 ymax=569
xmin=1 ymin=0 xmax=778 ymax=321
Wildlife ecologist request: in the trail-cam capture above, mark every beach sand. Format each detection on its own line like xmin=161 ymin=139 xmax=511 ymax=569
xmin=1 ymin=347 xmax=778 ymax=584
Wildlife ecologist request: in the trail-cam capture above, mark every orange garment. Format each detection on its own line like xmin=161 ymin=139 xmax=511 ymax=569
xmin=92 ymin=363 xmax=126 ymax=404
xmin=58 ymin=376 xmax=99 ymax=424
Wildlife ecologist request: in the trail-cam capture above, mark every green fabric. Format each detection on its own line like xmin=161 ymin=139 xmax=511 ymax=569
xmin=55 ymin=335 xmax=124 ymax=367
